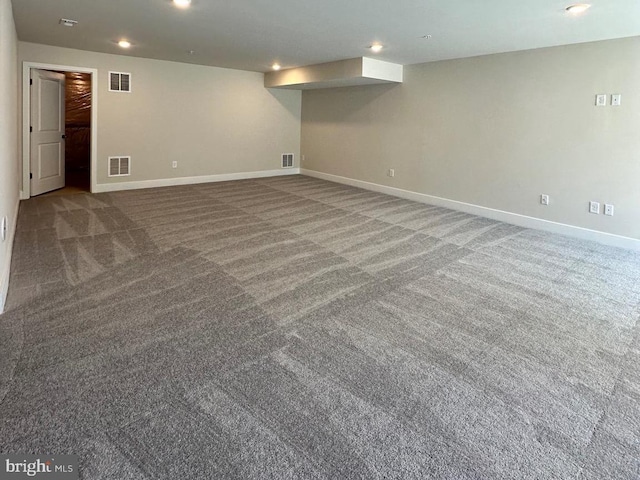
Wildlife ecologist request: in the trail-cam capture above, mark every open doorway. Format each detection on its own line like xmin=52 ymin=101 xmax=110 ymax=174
xmin=62 ymin=71 xmax=91 ymax=194
xmin=29 ymin=69 xmax=91 ymax=197
xmin=22 ymin=63 xmax=98 ymax=198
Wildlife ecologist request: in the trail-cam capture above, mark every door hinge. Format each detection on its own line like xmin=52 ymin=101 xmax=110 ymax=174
xmin=30 ymin=173 xmax=33 ymax=179
xmin=30 ymin=79 xmax=32 ymax=85
xmin=30 ymin=126 xmax=32 ymax=133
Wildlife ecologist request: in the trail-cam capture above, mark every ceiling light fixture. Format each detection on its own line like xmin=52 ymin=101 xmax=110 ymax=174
xmin=59 ymin=18 xmax=78 ymax=27
xmin=565 ymin=3 xmax=591 ymax=14
xmin=370 ymin=44 xmax=383 ymax=53
xmin=272 ymin=63 xmax=282 ymax=71
xmin=173 ymin=0 xmax=192 ymax=8
xmin=118 ymin=40 xmax=131 ymax=49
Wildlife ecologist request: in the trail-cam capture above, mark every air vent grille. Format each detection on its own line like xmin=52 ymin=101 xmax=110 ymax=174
xmin=282 ymin=153 xmax=294 ymax=169
xmin=108 ymin=156 xmax=131 ymax=177
xmin=109 ymin=72 xmax=131 ymax=92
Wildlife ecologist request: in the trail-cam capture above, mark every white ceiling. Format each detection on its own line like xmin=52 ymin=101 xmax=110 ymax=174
xmin=11 ymin=0 xmax=640 ymax=73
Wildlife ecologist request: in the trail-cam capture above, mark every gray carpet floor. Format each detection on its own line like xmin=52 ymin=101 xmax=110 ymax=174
xmin=1 ymin=175 xmax=639 ymax=479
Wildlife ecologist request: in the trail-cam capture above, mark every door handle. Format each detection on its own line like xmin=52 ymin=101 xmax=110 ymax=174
xmin=62 ymin=135 xmax=66 ymax=139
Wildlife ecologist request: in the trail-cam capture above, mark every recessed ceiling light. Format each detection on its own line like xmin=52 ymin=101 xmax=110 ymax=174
xmin=59 ymin=18 xmax=78 ymax=27
xmin=272 ymin=63 xmax=281 ymax=71
xmin=118 ymin=40 xmax=131 ymax=49
xmin=565 ymin=3 xmax=591 ymax=14
xmin=173 ymin=0 xmax=191 ymax=8
xmin=370 ymin=44 xmax=383 ymax=53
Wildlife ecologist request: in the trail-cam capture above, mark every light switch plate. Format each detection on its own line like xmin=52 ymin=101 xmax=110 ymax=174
xmin=595 ymin=94 xmax=607 ymax=106
xmin=604 ymin=204 xmax=615 ymax=216
xmin=611 ymin=94 xmax=621 ymax=106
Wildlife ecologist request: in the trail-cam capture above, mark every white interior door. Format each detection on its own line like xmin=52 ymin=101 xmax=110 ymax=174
xmin=30 ymin=69 xmax=65 ymax=196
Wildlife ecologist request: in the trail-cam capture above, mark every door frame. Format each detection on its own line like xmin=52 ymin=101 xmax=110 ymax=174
xmin=22 ymin=62 xmax=98 ymax=198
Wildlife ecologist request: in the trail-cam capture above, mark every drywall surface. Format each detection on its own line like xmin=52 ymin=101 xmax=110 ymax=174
xmin=265 ymin=58 xmax=364 ymax=88
xmin=19 ymin=42 xmax=301 ymax=188
xmin=0 ymin=0 xmax=19 ymax=312
xmin=264 ymin=57 xmax=403 ymax=89
xmin=301 ymin=37 xmax=640 ymax=239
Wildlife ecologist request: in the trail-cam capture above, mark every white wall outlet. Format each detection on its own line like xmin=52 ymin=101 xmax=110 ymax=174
xmin=540 ymin=194 xmax=550 ymax=206
xmin=595 ymin=94 xmax=607 ymax=106
xmin=172 ymin=161 xmax=178 ymax=168
xmin=589 ymin=201 xmax=600 ymax=214
xmin=0 ymin=216 xmax=6 ymax=242
xmin=611 ymin=94 xmax=621 ymax=106
xmin=388 ymin=169 xmax=395 ymax=178
xmin=604 ymin=204 xmax=615 ymax=216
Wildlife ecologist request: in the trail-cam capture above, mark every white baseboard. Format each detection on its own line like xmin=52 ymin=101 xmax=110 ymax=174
xmin=0 ymin=199 xmax=21 ymax=314
xmin=300 ymin=169 xmax=640 ymax=251
xmin=93 ymin=168 xmax=301 ymax=193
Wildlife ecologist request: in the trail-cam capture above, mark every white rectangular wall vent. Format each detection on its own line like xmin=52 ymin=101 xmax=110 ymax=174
xmin=109 ymin=72 xmax=131 ymax=92
xmin=108 ymin=156 xmax=131 ymax=177
xmin=282 ymin=153 xmax=294 ymax=168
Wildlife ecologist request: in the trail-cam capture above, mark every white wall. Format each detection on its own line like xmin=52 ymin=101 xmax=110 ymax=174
xmin=301 ymin=37 xmax=640 ymax=242
xmin=19 ymin=42 xmax=302 ymax=192
xmin=0 ymin=0 xmax=19 ymax=312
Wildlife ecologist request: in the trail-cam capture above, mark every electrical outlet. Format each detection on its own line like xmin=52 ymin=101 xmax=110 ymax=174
xmin=172 ymin=161 xmax=178 ymax=169
xmin=388 ymin=169 xmax=395 ymax=178
xmin=604 ymin=204 xmax=615 ymax=216
xmin=540 ymin=194 xmax=549 ymax=206
xmin=0 ymin=216 xmax=6 ymax=242
xmin=611 ymin=94 xmax=621 ymax=106
xmin=589 ymin=201 xmax=600 ymax=214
